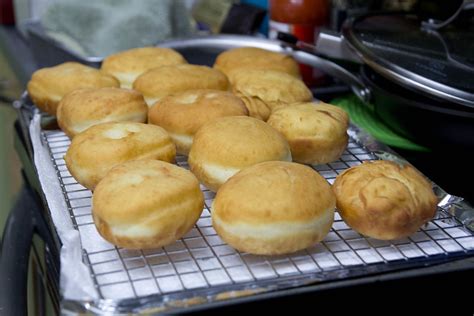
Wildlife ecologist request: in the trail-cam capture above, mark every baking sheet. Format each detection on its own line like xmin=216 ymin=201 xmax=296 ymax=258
xmin=27 ymin=110 xmax=474 ymax=314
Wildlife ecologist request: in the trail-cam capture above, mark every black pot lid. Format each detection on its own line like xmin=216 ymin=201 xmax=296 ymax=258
xmin=342 ymin=13 xmax=474 ymax=108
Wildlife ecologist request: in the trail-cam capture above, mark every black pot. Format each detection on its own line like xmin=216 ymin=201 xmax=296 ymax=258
xmin=361 ymin=66 xmax=474 ymax=150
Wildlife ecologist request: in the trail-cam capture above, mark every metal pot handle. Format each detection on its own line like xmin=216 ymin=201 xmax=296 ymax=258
xmin=291 ymin=49 xmax=371 ymax=103
xmin=277 ymin=31 xmax=372 ymax=103
xmin=159 ymin=34 xmax=373 ymax=104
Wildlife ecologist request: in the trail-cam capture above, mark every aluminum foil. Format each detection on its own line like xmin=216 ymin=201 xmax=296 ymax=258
xmin=28 ymin=111 xmax=474 ymax=314
xmin=29 ymin=113 xmax=99 ymax=301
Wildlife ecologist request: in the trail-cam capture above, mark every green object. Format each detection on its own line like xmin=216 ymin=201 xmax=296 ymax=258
xmin=331 ymin=95 xmax=429 ymax=152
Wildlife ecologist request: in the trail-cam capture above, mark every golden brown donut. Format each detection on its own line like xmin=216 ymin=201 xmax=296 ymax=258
xmin=214 ymin=47 xmax=300 ymax=79
xmin=212 ymin=161 xmax=335 ymax=255
xmin=332 ymin=160 xmax=438 ymax=240
xmin=100 ymin=47 xmax=187 ymax=89
xmin=27 ymin=62 xmax=119 ymax=116
xmin=133 ymin=64 xmax=230 ymax=107
xmin=267 ymin=102 xmax=349 ymax=164
xmin=148 ymin=89 xmax=248 ymax=155
xmin=188 ymin=116 xmax=291 ymax=192
xmin=57 ymin=87 xmax=148 ymax=138
xmin=92 ymin=160 xmax=204 ymax=249
xmin=65 ymin=122 xmax=176 ymax=190
xmin=230 ymin=69 xmax=312 ymax=121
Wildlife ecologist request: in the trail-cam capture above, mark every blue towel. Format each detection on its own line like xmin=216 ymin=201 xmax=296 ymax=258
xmin=41 ymin=0 xmax=194 ymax=57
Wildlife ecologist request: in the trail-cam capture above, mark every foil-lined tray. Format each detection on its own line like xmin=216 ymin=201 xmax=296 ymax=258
xmin=25 ymin=102 xmax=474 ymax=314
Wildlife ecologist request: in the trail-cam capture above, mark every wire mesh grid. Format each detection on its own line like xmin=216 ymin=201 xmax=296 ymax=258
xmin=43 ymin=130 xmax=474 ymax=301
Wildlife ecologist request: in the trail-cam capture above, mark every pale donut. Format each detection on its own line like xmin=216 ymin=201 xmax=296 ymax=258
xmin=133 ymin=64 xmax=230 ymax=107
xmin=188 ymin=116 xmax=292 ymax=192
xmin=92 ymin=160 xmax=204 ymax=249
xmin=65 ymin=122 xmax=176 ymax=190
xmin=229 ymin=69 xmax=312 ymax=121
xmin=57 ymin=87 xmax=148 ymax=138
xmin=333 ymin=160 xmax=438 ymax=240
xmin=27 ymin=62 xmax=119 ymax=116
xmin=267 ymin=102 xmax=349 ymax=164
xmin=148 ymin=89 xmax=248 ymax=155
xmin=214 ymin=47 xmax=300 ymax=79
xmin=212 ymin=161 xmax=335 ymax=255
xmin=100 ymin=47 xmax=187 ymax=89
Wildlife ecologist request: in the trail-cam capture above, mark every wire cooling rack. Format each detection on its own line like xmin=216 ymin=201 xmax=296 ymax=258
xmin=43 ymin=129 xmax=474 ymax=307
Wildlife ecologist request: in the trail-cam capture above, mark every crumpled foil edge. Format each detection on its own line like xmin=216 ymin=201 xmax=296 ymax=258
xmin=29 ymin=112 xmax=473 ymax=314
xmin=29 ymin=113 xmax=99 ymax=301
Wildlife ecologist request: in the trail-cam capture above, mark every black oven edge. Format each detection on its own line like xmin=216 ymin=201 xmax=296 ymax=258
xmin=0 ymin=120 xmax=61 ymax=316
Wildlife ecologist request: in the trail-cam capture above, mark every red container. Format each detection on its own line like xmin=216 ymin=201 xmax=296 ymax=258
xmin=269 ymin=0 xmax=329 ymax=86
xmin=0 ymin=0 xmax=15 ymax=25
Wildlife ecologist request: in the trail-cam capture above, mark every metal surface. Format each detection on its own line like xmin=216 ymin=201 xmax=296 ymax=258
xmin=308 ymin=30 xmax=361 ymax=63
xmin=342 ymin=14 xmax=474 ymax=108
xmin=28 ymin=115 xmax=474 ymax=314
